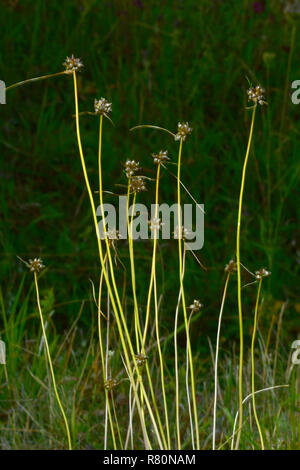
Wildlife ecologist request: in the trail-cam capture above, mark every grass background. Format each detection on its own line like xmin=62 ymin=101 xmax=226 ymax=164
xmin=0 ymin=0 xmax=299 ymax=449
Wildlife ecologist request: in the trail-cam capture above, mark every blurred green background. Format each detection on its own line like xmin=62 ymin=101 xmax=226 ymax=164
xmin=0 ymin=0 xmax=299 ymax=352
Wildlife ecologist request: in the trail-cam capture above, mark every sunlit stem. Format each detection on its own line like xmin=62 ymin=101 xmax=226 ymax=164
xmin=177 ymin=138 xmax=200 ymax=450
xmin=235 ymin=104 xmax=257 ymax=450
xmin=142 ymin=163 xmax=161 ymax=347
xmin=33 ymin=272 xmax=72 ymax=450
xmin=212 ymin=272 xmax=231 ymax=450
xmin=174 ymin=245 xmax=186 ymax=449
xmin=251 ymin=278 xmax=265 ymax=450
xmin=73 ymin=71 xmax=162 ymax=449
xmin=127 ymin=188 xmax=143 ymax=351
xmin=97 ymin=253 xmax=116 ymax=450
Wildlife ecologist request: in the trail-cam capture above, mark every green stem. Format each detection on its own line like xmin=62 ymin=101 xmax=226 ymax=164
xmin=235 ymin=104 xmax=257 ymax=450
xmin=251 ymin=278 xmax=265 ymax=450
xmin=34 ymin=273 xmax=72 ymax=450
xmin=213 ymin=272 xmax=231 ymax=450
xmin=177 ymin=138 xmax=200 ymax=450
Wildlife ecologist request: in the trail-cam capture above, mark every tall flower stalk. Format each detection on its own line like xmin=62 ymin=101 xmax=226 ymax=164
xmin=73 ymin=68 xmax=163 ymax=449
xmin=25 ymin=258 xmax=72 ymax=450
xmin=212 ymin=260 xmax=236 ymax=450
xmin=235 ymin=84 xmax=266 ymax=449
xmin=175 ymin=122 xmax=200 ymax=450
xmin=251 ymin=268 xmax=271 ymax=450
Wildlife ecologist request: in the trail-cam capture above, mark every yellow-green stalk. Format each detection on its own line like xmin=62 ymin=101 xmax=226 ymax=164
xmin=72 ymin=71 xmax=163 ymax=449
xmin=235 ymin=104 xmax=257 ymax=449
xmin=31 ymin=264 xmax=72 ymax=450
xmin=176 ymin=137 xmax=200 ymax=450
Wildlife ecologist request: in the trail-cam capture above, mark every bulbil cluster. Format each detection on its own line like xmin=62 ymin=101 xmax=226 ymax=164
xmin=149 ymin=217 xmax=163 ymax=232
xmin=255 ymin=268 xmax=271 ymax=280
xmin=173 ymin=225 xmax=192 ymax=240
xmin=225 ymin=259 xmax=237 ymax=274
xmin=152 ymin=150 xmax=170 ymax=165
xmin=135 ymin=353 xmax=148 ymax=369
xmin=63 ymin=55 xmax=83 ymax=73
xmin=175 ymin=122 xmax=193 ymax=141
xmin=189 ymin=299 xmax=203 ymax=312
xmin=94 ymin=97 xmax=112 ymax=115
xmin=247 ymin=85 xmax=266 ymax=106
xmin=124 ymin=160 xmax=140 ymax=178
xmin=104 ymin=378 xmax=118 ymax=391
xmin=130 ymin=176 xmax=147 ymax=193
xmin=27 ymin=258 xmax=45 ymax=273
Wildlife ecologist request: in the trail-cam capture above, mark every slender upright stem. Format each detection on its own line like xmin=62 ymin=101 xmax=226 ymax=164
xmin=177 ymin=138 xmax=200 ymax=450
xmin=213 ymin=272 xmax=231 ymax=450
xmin=127 ymin=190 xmax=143 ymax=351
xmin=34 ymin=273 xmax=72 ymax=450
xmin=235 ymin=104 xmax=257 ymax=449
xmin=251 ymin=278 xmax=265 ymax=450
xmin=142 ymin=164 xmax=161 ymax=347
xmin=153 ymin=262 xmax=171 ymax=448
xmin=97 ymin=254 xmax=116 ymax=450
xmin=174 ymin=246 xmax=186 ymax=449
xmin=73 ymin=72 xmax=162 ymax=449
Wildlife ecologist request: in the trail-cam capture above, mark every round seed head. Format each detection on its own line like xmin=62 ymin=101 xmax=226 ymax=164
xmin=149 ymin=217 xmax=163 ymax=232
xmin=28 ymin=258 xmax=45 ymax=273
xmin=104 ymin=378 xmax=118 ymax=391
xmin=173 ymin=225 xmax=192 ymax=240
xmin=135 ymin=353 xmax=148 ymax=369
xmin=247 ymin=85 xmax=266 ymax=105
xmin=103 ymin=228 xmax=123 ymax=246
xmin=130 ymin=176 xmax=147 ymax=193
xmin=225 ymin=259 xmax=237 ymax=273
xmin=152 ymin=150 xmax=170 ymax=164
xmin=255 ymin=267 xmax=271 ymax=280
xmin=94 ymin=97 xmax=112 ymax=115
xmin=175 ymin=122 xmax=193 ymax=141
xmin=124 ymin=160 xmax=140 ymax=178
xmin=63 ymin=55 xmax=84 ymax=73
xmin=189 ymin=299 xmax=203 ymax=312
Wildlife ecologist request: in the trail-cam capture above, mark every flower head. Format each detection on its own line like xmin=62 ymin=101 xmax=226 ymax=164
xmin=63 ymin=55 xmax=83 ymax=73
xmin=173 ymin=225 xmax=192 ymax=240
xmin=175 ymin=122 xmax=192 ymax=141
xmin=104 ymin=378 xmax=118 ymax=391
xmin=152 ymin=150 xmax=170 ymax=164
xmin=225 ymin=259 xmax=237 ymax=274
xmin=247 ymin=85 xmax=266 ymax=105
xmin=102 ymin=228 xmax=123 ymax=248
xmin=135 ymin=353 xmax=148 ymax=369
xmin=125 ymin=160 xmax=140 ymax=178
xmin=149 ymin=217 xmax=163 ymax=232
xmin=130 ymin=176 xmax=147 ymax=193
xmin=189 ymin=299 xmax=203 ymax=312
xmin=28 ymin=258 xmax=45 ymax=273
xmin=255 ymin=268 xmax=271 ymax=280
xmin=94 ymin=97 xmax=112 ymax=115
xmin=103 ymin=228 xmax=122 ymax=240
